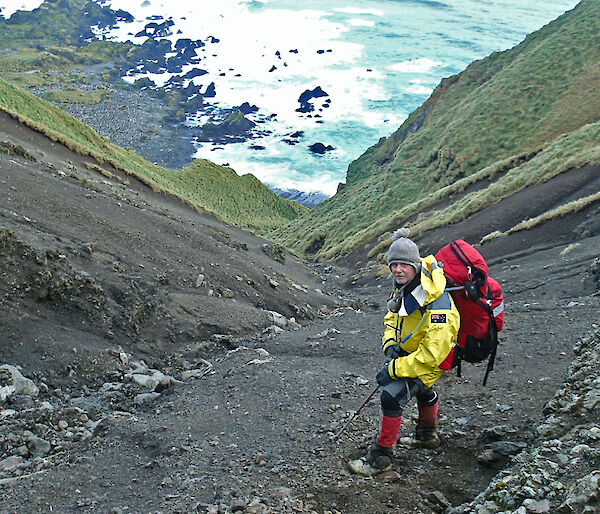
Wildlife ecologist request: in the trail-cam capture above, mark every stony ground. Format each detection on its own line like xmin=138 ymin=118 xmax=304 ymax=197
xmin=30 ymin=78 xmax=197 ymax=170
xmin=1 ymin=106 xmax=600 ymax=513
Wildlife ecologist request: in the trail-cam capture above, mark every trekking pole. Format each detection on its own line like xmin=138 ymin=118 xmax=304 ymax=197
xmin=333 ymin=385 xmax=380 ymax=441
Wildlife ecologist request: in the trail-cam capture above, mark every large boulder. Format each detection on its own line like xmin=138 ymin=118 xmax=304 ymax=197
xmin=0 ymin=364 xmax=39 ymax=398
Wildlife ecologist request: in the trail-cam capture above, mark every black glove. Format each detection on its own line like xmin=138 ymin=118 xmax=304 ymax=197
xmin=376 ymin=360 xmax=394 ymax=386
xmin=384 ymin=345 xmax=402 ymax=359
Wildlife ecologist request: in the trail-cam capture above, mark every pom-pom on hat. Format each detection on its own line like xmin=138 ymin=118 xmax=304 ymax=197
xmin=387 ymin=228 xmax=421 ymax=271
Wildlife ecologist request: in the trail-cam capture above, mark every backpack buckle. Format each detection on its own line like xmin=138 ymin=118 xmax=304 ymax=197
xmin=464 ymin=279 xmax=480 ymax=299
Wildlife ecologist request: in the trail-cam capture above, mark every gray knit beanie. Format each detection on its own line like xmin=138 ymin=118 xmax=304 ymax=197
xmin=387 ymin=228 xmax=421 ymax=271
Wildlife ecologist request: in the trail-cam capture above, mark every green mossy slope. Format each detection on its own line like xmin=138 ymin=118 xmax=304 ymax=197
xmin=273 ymin=0 xmax=600 ymax=260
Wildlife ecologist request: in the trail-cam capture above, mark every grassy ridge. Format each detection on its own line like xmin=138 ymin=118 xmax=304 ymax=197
xmin=0 ymin=77 xmax=306 ymax=233
xmin=273 ymin=0 xmax=600 ymax=259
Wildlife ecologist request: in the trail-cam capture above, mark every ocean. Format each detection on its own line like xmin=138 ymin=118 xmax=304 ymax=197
xmin=0 ymin=0 xmax=580 ymax=195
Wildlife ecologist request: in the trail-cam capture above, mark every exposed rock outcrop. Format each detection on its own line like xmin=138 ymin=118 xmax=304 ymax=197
xmin=449 ymin=328 xmax=600 ymax=513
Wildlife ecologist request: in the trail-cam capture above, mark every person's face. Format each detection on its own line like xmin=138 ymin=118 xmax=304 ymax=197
xmin=390 ymin=262 xmax=417 ymax=285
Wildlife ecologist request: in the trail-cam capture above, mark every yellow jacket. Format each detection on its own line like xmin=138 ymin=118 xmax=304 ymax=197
xmin=382 ymin=255 xmax=459 ymax=388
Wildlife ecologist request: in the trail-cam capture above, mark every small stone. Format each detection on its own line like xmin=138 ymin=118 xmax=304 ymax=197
xmin=262 ymin=325 xmax=283 ymax=339
xmin=196 ymin=273 xmax=206 ymax=287
xmin=269 ymin=278 xmax=279 ymax=289
xmin=58 ymin=420 xmax=69 ymax=430
xmin=427 ymin=491 xmax=452 ymax=509
xmin=160 ymin=476 xmax=174 ymax=487
xmin=347 ymin=457 xmax=390 ymax=476
xmin=222 ymin=288 xmax=235 ymax=298
xmin=523 ymin=498 xmax=551 ymax=513
xmin=380 ymin=470 xmax=401 ymax=481
xmin=488 ymin=440 xmax=527 ymax=456
xmin=0 ymin=456 xmax=24 ymax=471
xmin=24 ymin=431 xmax=51 ymax=456
xmin=267 ymin=310 xmax=288 ymax=328
xmin=231 ymin=499 xmax=247 ymax=511
xmin=134 ymin=392 xmax=161 ymax=405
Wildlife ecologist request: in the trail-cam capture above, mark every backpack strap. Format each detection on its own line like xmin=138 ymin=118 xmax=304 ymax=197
xmin=450 ymin=241 xmax=475 ymax=269
xmin=450 ymin=241 xmax=487 ymax=286
xmin=482 ymin=319 xmax=499 ymax=386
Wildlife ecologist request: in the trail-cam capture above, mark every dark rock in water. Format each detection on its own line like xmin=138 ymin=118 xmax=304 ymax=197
xmin=296 ymin=103 xmax=313 ymax=114
xmin=208 ymin=36 xmax=220 ymax=43
xmin=271 ymin=188 xmax=330 ymax=208
xmin=130 ymin=38 xmax=171 ymax=68
xmin=308 ymin=142 xmax=335 ymax=155
xmin=269 ymin=65 xmax=277 ymax=72
xmin=282 ymin=131 xmax=304 ymax=145
xmin=197 ymin=110 xmax=256 ymax=142
xmin=133 ymin=77 xmax=155 ymax=90
xmin=203 ymin=82 xmax=216 ymax=98
xmin=184 ymin=68 xmax=208 ymax=79
xmin=297 ymin=86 xmax=329 ymax=113
xmin=165 ymin=75 xmax=184 ymax=87
xmin=236 ymin=102 xmax=258 ymax=115
xmin=317 ymin=49 xmax=325 ymax=54
xmin=299 ymin=86 xmax=328 ymax=104
xmin=135 ymin=18 xmax=175 ymax=38
xmin=289 ymin=49 xmax=298 ymax=54
xmin=250 ymin=145 xmax=266 ymax=150
xmin=165 ymin=59 xmax=183 ymax=73
xmin=182 ymin=82 xmax=202 ymax=97
xmin=175 ymin=38 xmax=205 ymax=51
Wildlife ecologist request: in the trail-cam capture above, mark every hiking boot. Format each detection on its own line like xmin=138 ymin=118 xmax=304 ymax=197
xmin=366 ymin=444 xmax=394 ymax=470
xmin=347 ymin=445 xmax=393 ymax=476
xmin=414 ymin=424 xmax=441 ymax=448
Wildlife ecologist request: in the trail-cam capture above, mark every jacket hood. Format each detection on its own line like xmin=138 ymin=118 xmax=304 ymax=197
xmin=391 ymin=255 xmax=447 ymax=316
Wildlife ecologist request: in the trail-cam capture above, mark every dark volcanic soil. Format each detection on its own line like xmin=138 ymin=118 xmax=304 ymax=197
xmin=1 ymin=110 xmax=599 ymax=513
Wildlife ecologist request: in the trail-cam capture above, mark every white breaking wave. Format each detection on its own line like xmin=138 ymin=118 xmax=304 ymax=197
xmin=0 ymin=0 xmax=42 ymax=18
xmin=0 ymin=0 xmax=581 ymax=194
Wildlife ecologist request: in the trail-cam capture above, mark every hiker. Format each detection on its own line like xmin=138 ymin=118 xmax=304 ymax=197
xmin=351 ymin=228 xmax=460 ymax=475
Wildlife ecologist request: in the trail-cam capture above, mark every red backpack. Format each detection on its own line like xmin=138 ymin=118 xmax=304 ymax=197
xmin=436 ymin=240 xmax=505 ymax=385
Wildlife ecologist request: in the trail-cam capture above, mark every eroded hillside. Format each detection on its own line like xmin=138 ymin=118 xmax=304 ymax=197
xmin=0 ymin=110 xmax=334 ymax=389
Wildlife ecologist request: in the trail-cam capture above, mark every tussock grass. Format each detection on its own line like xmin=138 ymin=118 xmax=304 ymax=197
xmin=42 ymin=86 xmax=112 ymax=105
xmin=0 ymin=140 xmax=37 ymax=161
xmin=481 ymin=191 xmax=600 ymax=244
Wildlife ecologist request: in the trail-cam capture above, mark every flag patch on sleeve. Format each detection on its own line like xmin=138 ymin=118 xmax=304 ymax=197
xmin=431 ymin=313 xmax=447 ymax=323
